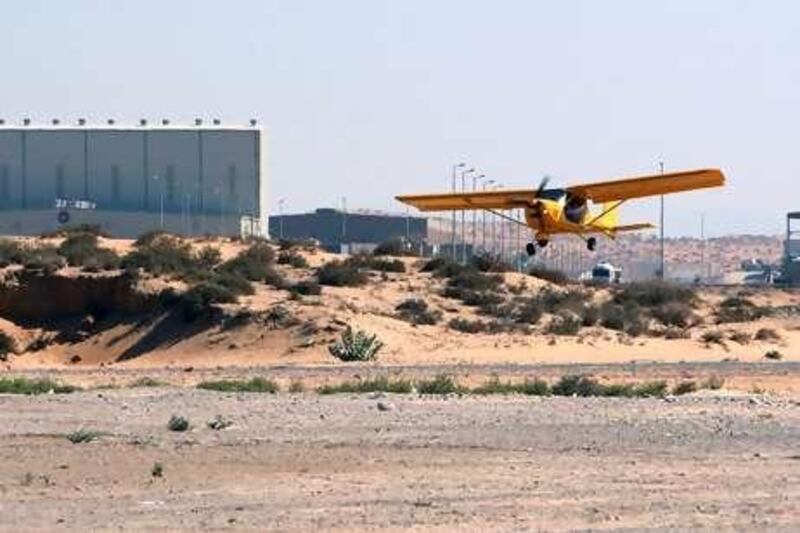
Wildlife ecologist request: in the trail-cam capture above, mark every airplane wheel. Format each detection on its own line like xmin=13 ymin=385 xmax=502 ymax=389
xmin=587 ymin=237 xmax=597 ymax=252
xmin=525 ymin=242 xmax=536 ymax=256
xmin=536 ymin=238 xmax=549 ymax=248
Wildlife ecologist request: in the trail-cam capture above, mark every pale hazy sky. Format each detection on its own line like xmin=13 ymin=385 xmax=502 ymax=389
xmin=2 ymin=0 xmax=798 ymax=236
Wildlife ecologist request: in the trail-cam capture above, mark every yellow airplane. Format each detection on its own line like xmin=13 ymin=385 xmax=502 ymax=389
xmin=396 ymin=168 xmax=725 ymax=256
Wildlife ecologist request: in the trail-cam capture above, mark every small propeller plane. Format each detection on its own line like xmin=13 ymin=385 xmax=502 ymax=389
xmin=396 ymin=168 xmax=725 ymax=256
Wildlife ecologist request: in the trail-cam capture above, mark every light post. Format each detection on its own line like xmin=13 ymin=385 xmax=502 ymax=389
xmin=658 ymin=161 xmax=665 ymax=280
xmin=481 ymin=179 xmax=495 ymax=251
xmin=471 ymin=173 xmax=485 ymax=253
xmin=460 ymin=167 xmax=475 ymax=263
xmin=450 ymin=163 xmax=465 ymax=260
xmin=278 ymin=197 xmax=287 ymax=239
xmin=152 ymin=174 xmax=164 ymax=229
xmin=493 ymin=182 xmax=503 ymax=255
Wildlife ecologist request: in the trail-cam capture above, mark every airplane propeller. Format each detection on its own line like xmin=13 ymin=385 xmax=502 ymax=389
xmin=535 ymin=175 xmax=551 ymax=197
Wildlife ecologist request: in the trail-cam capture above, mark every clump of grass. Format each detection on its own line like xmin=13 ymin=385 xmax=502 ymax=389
xmin=167 ymin=415 xmax=190 ymax=432
xmin=130 ymin=376 xmax=164 ymax=388
xmin=702 ymin=375 xmax=725 ymax=390
xmin=207 ymin=415 xmax=234 ymax=430
xmin=220 ymin=242 xmax=283 ymax=287
xmin=728 ymin=330 xmax=751 ymax=345
xmin=197 ymin=377 xmax=279 ymax=393
xmin=0 ymin=377 xmax=78 ymax=395
xmin=347 ymin=254 xmax=406 ymax=273
xmin=754 ymin=328 xmax=781 ymax=342
xmin=672 ymin=381 xmax=698 ymax=395
xmin=701 ymin=330 xmax=725 ymax=346
xmin=66 ymin=429 xmax=100 ymax=444
xmin=151 ymin=462 xmax=164 ymax=478
xmin=395 ymin=298 xmax=442 ymax=325
xmin=764 ymin=350 xmax=783 ymax=360
xmin=123 ymin=233 xmax=197 ymax=278
xmin=328 ymin=326 xmax=384 ymax=361
xmin=471 ymin=377 xmax=551 ymax=396
xmin=288 ymin=380 xmax=305 ymax=393
xmin=317 ymin=376 xmax=414 ymax=395
xmin=417 ymin=374 xmax=466 ymax=395
xmin=317 ymin=260 xmax=369 ymax=287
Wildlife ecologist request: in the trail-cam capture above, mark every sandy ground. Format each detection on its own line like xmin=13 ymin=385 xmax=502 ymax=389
xmin=0 ymin=388 xmax=798 ymax=531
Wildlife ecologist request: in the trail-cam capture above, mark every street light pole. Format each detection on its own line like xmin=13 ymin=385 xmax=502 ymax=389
xmin=471 ymin=173 xmax=485 ymax=253
xmin=482 ymin=179 xmax=495 ymax=251
xmin=278 ymin=197 xmax=286 ymax=239
xmin=460 ymin=167 xmax=475 ymax=263
xmin=450 ymin=163 xmax=465 ymax=260
xmin=152 ymin=174 xmax=164 ymax=229
xmin=659 ymin=161 xmax=665 ymax=280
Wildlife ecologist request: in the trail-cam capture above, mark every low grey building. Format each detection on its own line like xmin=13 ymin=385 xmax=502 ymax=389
xmin=0 ymin=119 xmax=267 ymax=237
xmin=269 ymin=208 xmax=427 ymax=250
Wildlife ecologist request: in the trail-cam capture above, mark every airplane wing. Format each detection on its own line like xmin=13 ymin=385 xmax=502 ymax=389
xmin=567 ymin=168 xmax=725 ymax=203
xmin=395 ymin=189 xmax=536 ymax=211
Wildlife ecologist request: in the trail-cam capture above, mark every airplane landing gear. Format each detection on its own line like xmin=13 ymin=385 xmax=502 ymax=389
xmin=525 ymin=242 xmax=536 ymax=256
xmin=587 ymin=237 xmax=597 ymax=252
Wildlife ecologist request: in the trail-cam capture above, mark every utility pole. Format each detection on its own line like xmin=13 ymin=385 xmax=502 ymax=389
xmin=450 ymin=163 xmax=465 ymax=260
xmin=659 ymin=161 xmax=665 ymax=280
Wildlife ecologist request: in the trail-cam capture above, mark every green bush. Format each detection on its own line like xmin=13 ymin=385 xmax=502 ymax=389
xmin=471 ymin=252 xmax=513 ymax=273
xmin=546 ymin=312 xmax=582 ymax=336
xmin=289 ymin=280 xmax=322 ymax=296
xmin=347 ymin=254 xmax=405 ymax=273
xmin=471 ymin=377 xmax=550 ymax=395
xmin=317 ymin=260 xmax=368 ymax=287
xmin=197 ymin=377 xmax=279 ymax=393
xmin=715 ymin=297 xmax=770 ymax=323
xmin=600 ymin=301 xmax=648 ymax=335
xmin=328 ymin=326 xmax=384 ymax=361
xmin=123 ymin=234 xmax=196 ymax=278
xmin=421 ymin=257 xmax=469 ymax=278
xmin=221 ymin=242 xmax=282 ymax=286
xmin=614 ymin=281 xmax=695 ymax=308
xmin=552 ymin=375 xmax=603 ymax=396
xmin=21 ymin=245 xmax=66 ymax=273
xmin=448 ymin=317 xmax=486 ymax=334
xmin=528 ymin=266 xmax=568 ymax=285
xmin=66 ymin=429 xmax=100 ymax=444
xmin=395 ymin=298 xmax=442 ymax=325
xmin=167 ymin=415 xmax=190 ymax=432
xmin=373 ymin=239 xmax=416 ymax=257
xmin=277 ymin=251 xmax=310 ymax=268
xmin=754 ymin=328 xmax=781 ymax=342
xmin=0 ymin=377 xmax=78 ymax=394
xmin=181 ymin=282 xmax=238 ymax=321
xmin=0 ymin=239 xmax=24 ymax=267
xmin=651 ymin=302 xmax=695 ymax=327
xmin=196 ymin=246 xmax=222 ymax=269
xmin=57 ymin=232 xmax=118 ymax=269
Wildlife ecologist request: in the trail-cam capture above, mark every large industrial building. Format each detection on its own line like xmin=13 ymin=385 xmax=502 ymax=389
xmin=269 ymin=208 xmax=427 ymax=251
xmin=0 ymin=120 xmax=267 ymax=237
